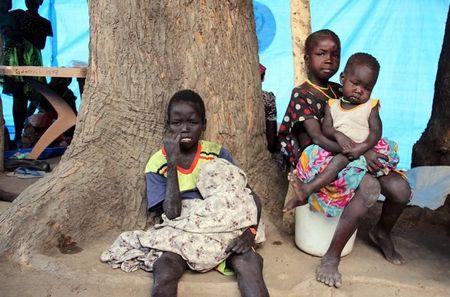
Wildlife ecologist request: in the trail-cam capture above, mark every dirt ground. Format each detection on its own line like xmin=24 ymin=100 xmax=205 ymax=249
xmin=1 ymin=200 xmax=449 ymax=297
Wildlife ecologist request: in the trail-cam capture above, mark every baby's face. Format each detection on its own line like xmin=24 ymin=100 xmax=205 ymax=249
xmin=341 ymin=65 xmax=377 ymax=105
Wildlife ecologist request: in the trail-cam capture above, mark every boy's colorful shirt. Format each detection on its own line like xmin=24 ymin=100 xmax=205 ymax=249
xmin=145 ymin=140 xmax=234 ymax=209
xmin=278 ymin=82 xmax=342 ymax=168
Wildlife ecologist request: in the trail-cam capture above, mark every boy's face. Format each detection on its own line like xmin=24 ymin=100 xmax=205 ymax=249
xmin=306 ymin=36 xmax=340 ymax=81
xmin=168 ymin=102 xmax=206 ymax=151
xmin=340 ymin=64 xmax=378 ymax=104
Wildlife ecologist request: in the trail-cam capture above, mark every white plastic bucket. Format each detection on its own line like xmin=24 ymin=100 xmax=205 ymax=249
xmin=295 ymin=204 xmax=357 ymax=257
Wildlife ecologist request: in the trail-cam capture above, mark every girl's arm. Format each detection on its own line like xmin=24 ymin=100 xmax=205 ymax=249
xmin=303 ymin=117 xmax=342 ymax=153
xmin=163 ymin=134 xmax=183 ymax=219
xmin=322 ymin=104 xmax=338 ymax=140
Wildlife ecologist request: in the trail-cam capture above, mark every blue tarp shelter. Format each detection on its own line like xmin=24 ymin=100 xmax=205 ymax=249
xmin=2 ymin=0 xmax=449 ymax=169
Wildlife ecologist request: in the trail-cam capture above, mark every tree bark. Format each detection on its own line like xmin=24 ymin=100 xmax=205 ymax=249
xmin=0 ymin=0 xmax=284 ymax=263
xmin=0 ymin=32 xmax=4 ymax=171
xmin=0 ymin=97 xmax=4 ymax=172
xmin=290 ymin=0 xmax=311 ymax=86
xmin=282 ymin=0 xmax=311 ymax=233
xmin=411 ymin=9 xmax=450 ymax=167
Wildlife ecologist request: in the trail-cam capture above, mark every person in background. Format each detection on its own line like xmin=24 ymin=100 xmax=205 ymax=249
xmin=260 ymin=63 xmax=278 ymax=153
xmin=0 ymin=0 xmax=52 ymax=148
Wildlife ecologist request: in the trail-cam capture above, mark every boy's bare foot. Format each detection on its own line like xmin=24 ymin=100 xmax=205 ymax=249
xmin=316 ymin=255 xmax=342 ymax=288
xmin=283 ymin=171 xmax=309 ymax=212
xmin=369 ymin=226 xmax=405 ymax=265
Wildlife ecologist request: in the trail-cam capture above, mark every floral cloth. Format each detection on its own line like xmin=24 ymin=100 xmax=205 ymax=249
xmin=262 ymin=90 xmax=277 ymax=121
xmin=297 ymin=138 xmax=400 ymax=217
xmin=101 ymin=158 xmax=265 ymax=272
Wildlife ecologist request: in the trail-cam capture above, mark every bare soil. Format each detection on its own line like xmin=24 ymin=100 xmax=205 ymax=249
xmin=1 ymin=202 xmax=449 ymax=297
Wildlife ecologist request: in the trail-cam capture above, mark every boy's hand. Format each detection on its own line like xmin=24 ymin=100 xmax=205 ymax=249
xmin=225 ymin=228 xmax=255 ymax=254
xmin=163 ymin=132 xmax=181 ymax=165
xmin=335 ymin=132 xmax=355 ymax=152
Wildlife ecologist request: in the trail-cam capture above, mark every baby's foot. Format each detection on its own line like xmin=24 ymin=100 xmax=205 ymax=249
xmin=283 ymin=171 xmax=309 ymax=212
xmin=369 ymin=226 xmax=405 ymax=265
xmin=316 ymin=255 xmax=342 ymax=288
xmin=283 ymin=196 xmax=308 ymax=212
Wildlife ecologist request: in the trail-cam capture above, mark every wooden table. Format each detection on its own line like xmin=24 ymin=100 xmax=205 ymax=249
xmin=0 ymin=66 xmax=87 ymax=160
xmin=0 ymin=66 xmax=87 ymax=78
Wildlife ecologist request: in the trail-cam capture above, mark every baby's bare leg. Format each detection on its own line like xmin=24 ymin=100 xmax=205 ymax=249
xmin=316 ymin=175 xmax=380 ymax=287
xmin=370 ymin=172 xmax=411 ymax=265
xmin=152 ymin=252 xmax=187 ymax=297
xmin=284 ymin=154 xmax=349 ymax=212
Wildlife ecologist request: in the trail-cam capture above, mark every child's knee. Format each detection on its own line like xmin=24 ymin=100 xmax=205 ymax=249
xmin=391 ymin=177 xmax=411 ymax=204
xmin=380 ymin=173 xmax=411 ymax=204
xmin=360 ymin=176 xmax=381 ymax=207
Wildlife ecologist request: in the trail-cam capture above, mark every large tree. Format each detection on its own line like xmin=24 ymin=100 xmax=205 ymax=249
xmin=412 ymin=8 xmax=450 ymax=167
xmin=0 ymin=1 xmax=285 ymax=263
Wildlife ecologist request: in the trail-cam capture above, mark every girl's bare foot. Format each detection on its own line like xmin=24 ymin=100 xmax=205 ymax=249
xmin=369 ymin=226 xmax=405 ymax=265
xmin=283 ymin=171 xmax=309 ymax=212
xmin=316 ymin=255 xmax=342 ymax=288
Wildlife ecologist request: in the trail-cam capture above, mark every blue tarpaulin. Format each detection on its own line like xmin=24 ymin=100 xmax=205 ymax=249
xmin=256 ymin=0 xmax=449 ymax=169
xmin=1 ymin=0 xmax=449 ymax=169
xmin=1 ymin=0 xmax=89 ymax=140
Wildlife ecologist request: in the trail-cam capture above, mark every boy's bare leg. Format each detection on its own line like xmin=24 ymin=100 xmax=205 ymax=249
xmin=316 ymin=175 xmax=380 ymax=287
xmin=370 ymin=171 xmax=411 ymax=265
xmin=152 ymin=252 xmax=187 ymax=297
xmin=228 ymin=250 xmax=269 ymax=297
xmin=284 ymin=154 xmax=349 ymax=212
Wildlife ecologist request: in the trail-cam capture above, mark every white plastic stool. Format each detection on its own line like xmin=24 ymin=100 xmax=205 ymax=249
xmin=295 ymin=204 xmax=357 ymax=257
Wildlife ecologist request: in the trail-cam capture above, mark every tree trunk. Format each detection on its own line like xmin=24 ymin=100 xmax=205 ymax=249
xmin=0 ymin=0 xmax=283 ymax=263
xmin=0 ymin=97 xmax=4 ymax=172
xmin=290 ymin=0 xmax=311 ymax=86
xmin=412 ymin=9 xmax=450 ymax=167
xmin=0 ymin=31 xmax=4 ymax=171
xmin=282 ymin=0 xmax=311 ymax=233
